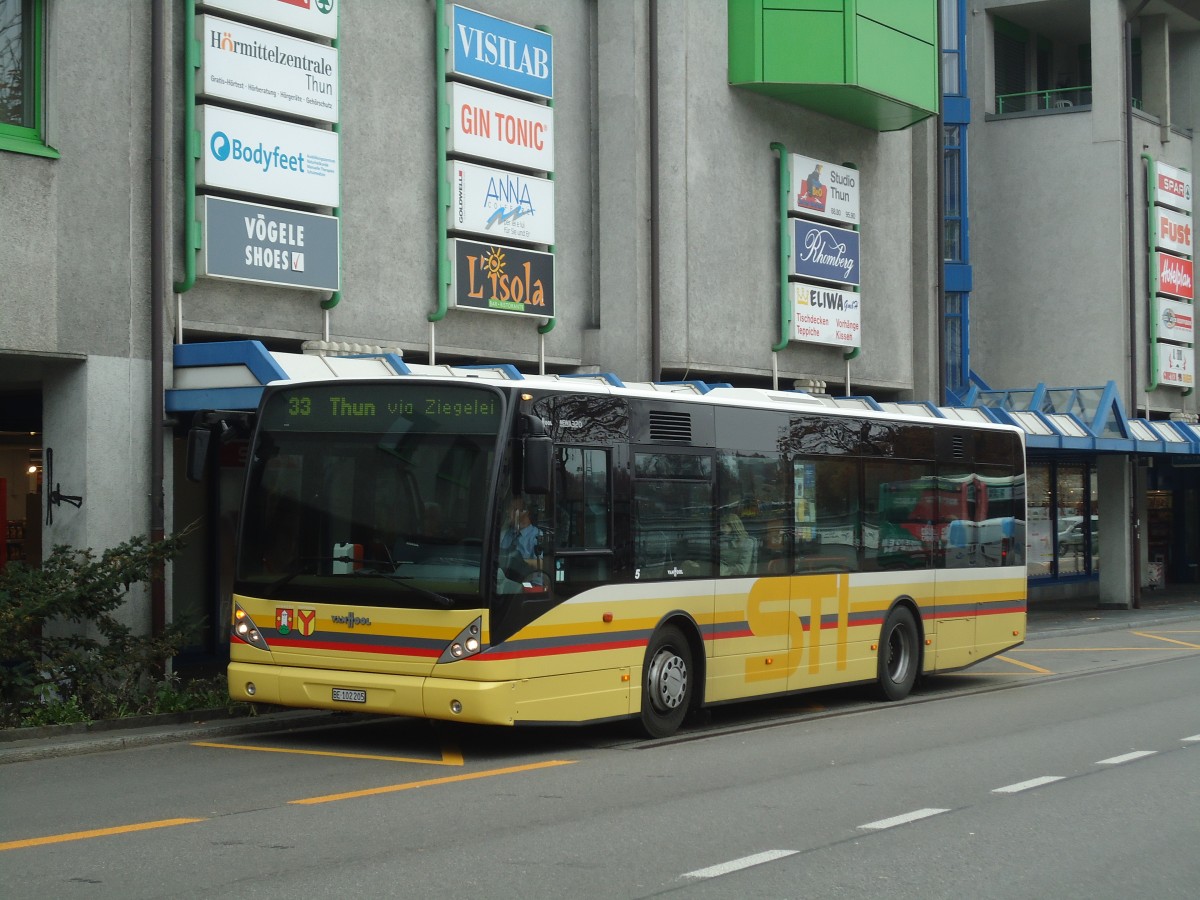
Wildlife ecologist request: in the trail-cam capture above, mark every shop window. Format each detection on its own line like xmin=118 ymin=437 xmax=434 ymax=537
xmin=0 ymin=0 xmax=56 ymax=157
xmin=1030 ymin=461 xmax=1100 ymax=580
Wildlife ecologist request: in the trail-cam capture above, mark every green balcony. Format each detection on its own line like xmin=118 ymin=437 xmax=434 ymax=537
xmin=728 ymin=0 xmax=939 ymax=131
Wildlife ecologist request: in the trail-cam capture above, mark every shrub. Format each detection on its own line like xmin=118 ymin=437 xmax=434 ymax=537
xmin=0 ymin=531 xmax=199 ymax=728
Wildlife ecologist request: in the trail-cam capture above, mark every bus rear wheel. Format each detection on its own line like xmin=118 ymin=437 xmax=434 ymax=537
xmin=639 ymin=625 xmax=693 ymax=738
xmin=876 ymin=605 xmax=918 ymax=701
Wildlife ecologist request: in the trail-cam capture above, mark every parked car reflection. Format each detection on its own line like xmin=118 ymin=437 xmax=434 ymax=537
xmin=1057 ymin=516 xmax=1098 ymax=555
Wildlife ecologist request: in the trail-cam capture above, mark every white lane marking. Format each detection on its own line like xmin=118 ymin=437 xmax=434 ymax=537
xmin=1182 ymin=734 xmax=1200 ymax=743
xmin=858 ymin=808 xmax=950 ymax=831
xmin=682 ymin=849 xmax=798 ymax=880
xmin=1096 ymin=750 xmax=1158 ymax=765
xmin=992 ymin=775 xmax=1065 ymax=794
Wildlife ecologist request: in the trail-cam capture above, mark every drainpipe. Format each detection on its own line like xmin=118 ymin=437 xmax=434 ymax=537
xmin=150 ymin=0 xmax=168 ymax=635
xmin=649 ymin=0 xmax=662 ymax=381
xmin=1125 ymin=3 xmax=1149 ymax=608
xmin=935 ymin=0 xmax=946 ymax=405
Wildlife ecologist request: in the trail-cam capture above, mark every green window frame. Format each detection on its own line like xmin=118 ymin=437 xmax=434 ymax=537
xmin=0 ymin=0 xmax=57 ymax=157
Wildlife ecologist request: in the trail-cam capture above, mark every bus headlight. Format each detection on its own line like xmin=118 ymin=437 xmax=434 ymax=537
xmin=232 ymin=604 xmax=270 ymax=650
xmin=437 ymin=617 xmax=485 ymax=664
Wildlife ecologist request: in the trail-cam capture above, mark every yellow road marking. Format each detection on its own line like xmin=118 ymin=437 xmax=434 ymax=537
xmin=1132 ymin=631 xmax=1200 ymax=650
xmin=1012 ymin=647 xmax=1194 ymax=652
xmin=0 ymin=818 xmax=204 ymax=852
xmin=290 ymin=759 xmax=576 ymax=805
xmin=193 ymin=740 xmax=464 ymax=766
xmin=996 ymin=654 xmax=1054 ymax=674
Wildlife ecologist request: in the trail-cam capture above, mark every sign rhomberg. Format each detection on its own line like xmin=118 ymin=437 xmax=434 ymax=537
xmin=451 ymin=239 xmax=554 ymax=318
xmin=791 ymin=219 xmax=860 ymax=286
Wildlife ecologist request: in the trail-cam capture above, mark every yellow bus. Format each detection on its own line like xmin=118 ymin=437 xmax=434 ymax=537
xmin=217 ymin=375 xmax=1026 ymax=738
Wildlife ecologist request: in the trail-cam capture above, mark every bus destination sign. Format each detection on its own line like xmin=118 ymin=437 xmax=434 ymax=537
xmin=262 ymin=385 xmax=503 ymax=433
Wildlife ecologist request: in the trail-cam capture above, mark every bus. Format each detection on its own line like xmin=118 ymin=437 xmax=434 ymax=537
xmin=211 ymin=373 xmax=1026 ymax=738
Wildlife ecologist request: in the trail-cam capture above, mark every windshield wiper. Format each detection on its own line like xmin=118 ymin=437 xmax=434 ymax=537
xmin=261 ymin=554 xmax=364 ymax=597
xmin=351 ymin=569 xmax=454 ymax=609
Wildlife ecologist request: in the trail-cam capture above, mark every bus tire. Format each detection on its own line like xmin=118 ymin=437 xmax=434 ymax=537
xmin=639 ymin=625 xmax=693 ymax=738
xmin=876 ymin=605 xmax=918 ymax=702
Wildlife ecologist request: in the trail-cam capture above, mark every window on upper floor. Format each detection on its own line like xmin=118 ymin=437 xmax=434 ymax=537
xmin=941 ymin=0 xmax=964 ymax=96
xmin=0 ymin=0 xmax=56 ymax=157
xmin=993 ymin=12 xmax=1092 ymax=115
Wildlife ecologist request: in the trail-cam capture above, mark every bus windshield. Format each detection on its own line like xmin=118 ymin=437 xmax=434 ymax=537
xmin=235 ymin=382 xmax=505 ymax=608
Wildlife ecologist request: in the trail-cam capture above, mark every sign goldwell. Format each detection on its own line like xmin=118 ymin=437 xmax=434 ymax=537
xmin=202 ymin=0 xmax=338 ymax=40
xmin=198 ymin=105 xmax=339 ymax=207
xmin=449 ymin=160 xmax=554 ymax=245
xmin=198 ymin=15 xmax=338 ymax=123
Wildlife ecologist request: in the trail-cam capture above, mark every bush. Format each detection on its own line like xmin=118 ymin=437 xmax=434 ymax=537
xmin=0 ymin=531 xmax=223 ymax=728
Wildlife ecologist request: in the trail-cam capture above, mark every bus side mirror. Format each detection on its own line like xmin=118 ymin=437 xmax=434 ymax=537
xmin=185 ymin=427 xmax=213 ymax=483
xmin=523 ymin=435 xmax=553 ymax=495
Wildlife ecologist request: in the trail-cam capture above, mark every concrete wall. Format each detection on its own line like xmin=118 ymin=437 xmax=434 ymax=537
xmin=0 ymin=0 xmax=939 ymax=635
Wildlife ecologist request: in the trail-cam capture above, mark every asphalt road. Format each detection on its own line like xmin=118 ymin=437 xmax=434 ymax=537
xmin=1 ymin=615 xmax=1198 ymax=899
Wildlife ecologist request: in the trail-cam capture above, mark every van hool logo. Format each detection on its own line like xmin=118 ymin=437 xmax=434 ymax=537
xmin=331 ymin=611 xmax=371 ymax=628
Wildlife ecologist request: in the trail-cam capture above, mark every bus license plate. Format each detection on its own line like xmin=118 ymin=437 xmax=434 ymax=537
xmin=332 ymin=688 xmax=366 ymax=703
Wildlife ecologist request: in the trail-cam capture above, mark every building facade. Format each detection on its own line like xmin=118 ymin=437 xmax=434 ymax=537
xmin=1 ymin=0 xmax=1196 ymax=659
xmin=950 ymin=0 xmax=1200 ymax=605
xmin=4 ymin=3 xmax=945 ymax=657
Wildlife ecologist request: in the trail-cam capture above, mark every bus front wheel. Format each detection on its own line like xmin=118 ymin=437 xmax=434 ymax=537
xmin=639 ymin=625 xmax=693 ymax=738
xmin=876 ymin=605 xmax=918 ymax=702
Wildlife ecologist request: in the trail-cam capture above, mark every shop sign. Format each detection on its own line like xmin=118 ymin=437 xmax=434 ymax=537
xmin=448 ymin=82 xmax=554 ymax=173
xmin=1157 ymin=252 xmax=1194 ymax=300
xmin=451 ymin=239 xmax=554 ymax=318
xmin=199 ymin=105 xmax=339 ymax=207
xmin=788 ymin=154 xmax=860 ymax=226
xmin=1154 ymin=206 xmax=1193 ymax=256
xmin=790 ymin=281 xmax=861 ymax=348
xmin=1153 ymin=160 xmax=1193 ymax=214
xmin=447 ymin=5 xmax=553 ymax=101
xmin=201 ymin=196 xmax=340 ymax=291
xmin=1155 ymin=296 xmax=1195 ymax=344
xmin=1155 ymin=341 xmax=1194 ymax=387
xmin=449 ymin=160 xmax=554 ymax=245
xmin=791 ymin=219 xmax=860 ymax=286
xmin=198 ymin=15 xmax=338 ymax=123
xmin=202 ymin=0 xmax=339 ymax=40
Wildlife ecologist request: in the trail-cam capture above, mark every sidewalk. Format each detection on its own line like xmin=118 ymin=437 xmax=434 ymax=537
xmin=4 ymin=586 xmax=1199 ymax=765
xmin=1026 ymin=582 xmax=1200 ymax=635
